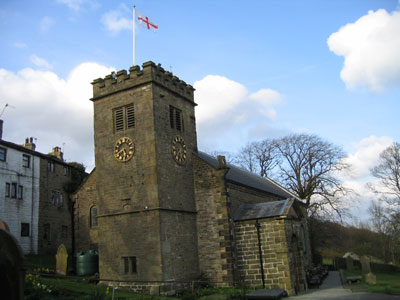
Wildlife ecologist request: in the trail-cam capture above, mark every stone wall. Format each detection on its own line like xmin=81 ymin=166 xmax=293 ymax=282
xmin=73 ymin=170 xmax=98 ymax=252
xmin=234 ymin=212 xmax=311 ymax=296
xmin=193 ymin=154 xmax=231 ymax=283
xmin=194 ymin=156 xmax=288 ymax=285
xmin=98 ymin=211 xmax=163 ymax=281
xmin=38 ymin=158 xmax=74 ymax=254
xmin=152 ymin=82 xmax=199 ymax=281
xmin=234 ymin=218 xmax=294 ymax=294
xmin=91 ymin=62 xmax=199 ymax=282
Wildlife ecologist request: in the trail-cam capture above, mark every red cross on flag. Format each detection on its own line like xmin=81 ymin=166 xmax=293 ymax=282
xmin=137 ymin=12 xmax=158 ymax=32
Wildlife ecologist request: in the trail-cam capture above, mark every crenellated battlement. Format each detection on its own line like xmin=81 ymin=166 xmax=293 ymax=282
xmin=91 ymin=61 xmax=195 ymax=103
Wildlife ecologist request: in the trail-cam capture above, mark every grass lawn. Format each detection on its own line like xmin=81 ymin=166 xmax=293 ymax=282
xmin=322 ymin=258 xmax=334 ymax=265
xmin=25 ymin=272 xmax=246 ymax=300
xmin=343 ymin=269 xmax=400 ymax=295
xmin=25 ymin=274 xmax=177 ymax=300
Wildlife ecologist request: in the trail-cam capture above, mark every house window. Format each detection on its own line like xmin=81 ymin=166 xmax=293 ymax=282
xmin=21 ymin=223 xmax=30 ymax=237
xmin=22 ymin=154 xmax=31 ymax=168
xmin=90 ymin=206 xmax=98 ymax=227
xmin=169 ymin=106 xmax=183 ymax=131
xmin=43 ymin=224 xmax=51 ymax=241
xmin=113 ymin=103 xmax=135 ymax=132
xmin=11 ymin=183 xmax=17 ymax=198
xmin=0 ymin=147 xmax=6 ymax=161
xmin=48 ymin=161 xmax=55 ymax=172
xmin=64 ymin=166 xmax=70 ymax=176
xmin=52 ymin=190 xmax=63 ymax=207
xmin=5 ymin=183 xmax=10 ymax=197
xmin=17 ymin=185 xmax=23 ymax=200
xmin=122 ymin=256 xmax=137 ymax=274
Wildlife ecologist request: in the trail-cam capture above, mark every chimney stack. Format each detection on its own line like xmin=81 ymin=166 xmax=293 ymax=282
xmin=48 ymin=146 xmax=64 ymax=161
xmin=24 ymin=137 xmax=36 ymax=151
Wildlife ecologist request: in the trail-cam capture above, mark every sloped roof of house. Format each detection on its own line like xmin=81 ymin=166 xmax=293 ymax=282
xmin=197 ymin=151 xmax=300 ymax=200
xmin=0 ymin=138 xmax=69 ymax=166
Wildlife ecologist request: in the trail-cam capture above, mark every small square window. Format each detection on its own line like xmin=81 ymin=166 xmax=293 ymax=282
xmin=0 ymin=147 xmax=6 ymax=161
xmin=122 ymin=256 xmax=137 ymax=274
xmin=23 ymin=154 xmax=31 ymax=168
xmin=21 ymin=223 xmax=30 ymax=237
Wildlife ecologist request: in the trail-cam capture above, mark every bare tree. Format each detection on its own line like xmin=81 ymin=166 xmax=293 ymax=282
xmin=236 ymin=133 xmax=351 ymax=218
xmin=235 ymin=142 xmax=258 ymax=174
xmin=275 ymin=134 xmax=351 ymax=218
xmin=370 ymin=142 xmax=400 ymax=206
xmin=235 ymin=140 xmax=279 ymax=177
xmin=368 ymin=201 xmax=400 ymax=263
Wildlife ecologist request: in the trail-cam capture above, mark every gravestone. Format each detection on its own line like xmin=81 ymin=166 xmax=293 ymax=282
xmin=360 ymin=256 xmax=371 ymax=275
xmin=56 ymin=244 xmax=68 ymax=275
xmin=0 ymin=224 xmax=24 ymax=300
xmin=346 ymin=256 xmax=354 ymax=270
xmin=365 ymin=272 xmax=376 ymax=285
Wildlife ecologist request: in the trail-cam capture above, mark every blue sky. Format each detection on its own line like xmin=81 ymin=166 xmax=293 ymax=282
xmin=1 ymin=0 xmax=399 ymax=221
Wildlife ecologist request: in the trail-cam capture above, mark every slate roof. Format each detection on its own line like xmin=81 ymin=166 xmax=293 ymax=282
xmin=234 ymin=199 xmax=294 ymax=221
xmin=197 ymin=151 xmax=300 ymax=200
xmin=0 ymin=139 xmax=70 ymax=166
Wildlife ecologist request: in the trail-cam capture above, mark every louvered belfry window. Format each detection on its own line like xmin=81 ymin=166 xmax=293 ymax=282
xmin=169 ymin=105 xmax=183 ymax=131
xmin=114 ymin=103 xmax=135 ymax=132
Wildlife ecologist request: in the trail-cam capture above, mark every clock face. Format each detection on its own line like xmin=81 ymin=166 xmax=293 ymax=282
xmin=172 ymin=135 xmax=187 ymax=165
xmin=114 ymin=137 xmax=135 ymax=162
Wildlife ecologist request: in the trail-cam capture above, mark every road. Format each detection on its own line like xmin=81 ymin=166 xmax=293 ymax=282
xmin=288 ymin=271 xmax=400 ymax=300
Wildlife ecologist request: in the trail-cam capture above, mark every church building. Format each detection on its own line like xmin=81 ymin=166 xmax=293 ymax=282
xmin=73 ymin=61 xmax=312 ymax=295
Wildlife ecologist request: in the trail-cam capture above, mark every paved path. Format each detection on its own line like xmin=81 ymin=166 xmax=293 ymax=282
xmin=288 ymin=271 xmax=400 ymax=300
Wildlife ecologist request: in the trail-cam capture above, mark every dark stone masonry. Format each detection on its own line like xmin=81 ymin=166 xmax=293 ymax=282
xmin=73 ymin=61 xmax=312 ymax=296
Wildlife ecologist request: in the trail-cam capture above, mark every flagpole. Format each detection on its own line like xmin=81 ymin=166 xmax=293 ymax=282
xmin=133 ymin=4 xmax=136 ymax=66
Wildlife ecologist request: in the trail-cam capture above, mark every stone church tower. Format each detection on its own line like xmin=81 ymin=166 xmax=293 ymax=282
xmin=90 ymin=61 xmax=199 ymax=281
xmin=75 ymin=61 xmax=312 ymax=295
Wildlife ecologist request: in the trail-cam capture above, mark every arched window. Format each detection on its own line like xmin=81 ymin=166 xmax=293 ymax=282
xmin=90 ymin=205 xmax=98 ymax=228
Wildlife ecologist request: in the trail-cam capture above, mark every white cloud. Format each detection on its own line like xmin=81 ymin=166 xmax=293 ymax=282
xmin=40 ymin=16 xmax=55 ymax=32
xmin=101 ymin=4 xmax=131 ymax=33
xmin=0 ymin=62 xmax=114 ymax=171
xmin=30 ymin=54 xmax=52 ymax=69
xmin=194 ymin=75 xmax=283 ymax=152
xmin=338 ymin=136 xmax=394 ymax=221
xmin=56 ymin=0 xmax=85 ymax=11
xmin=328 ymin=9 xmax=400 ymax=91
xmin=343 ymin=136 xmax=393 ymax=179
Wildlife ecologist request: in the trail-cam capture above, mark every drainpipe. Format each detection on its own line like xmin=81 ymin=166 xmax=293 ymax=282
xmin=255 ymin=219 xmax=265 ymax=288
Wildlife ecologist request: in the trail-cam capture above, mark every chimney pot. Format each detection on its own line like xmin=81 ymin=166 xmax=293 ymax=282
xmin=24 ymin=137 xmax=36 ymax=151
